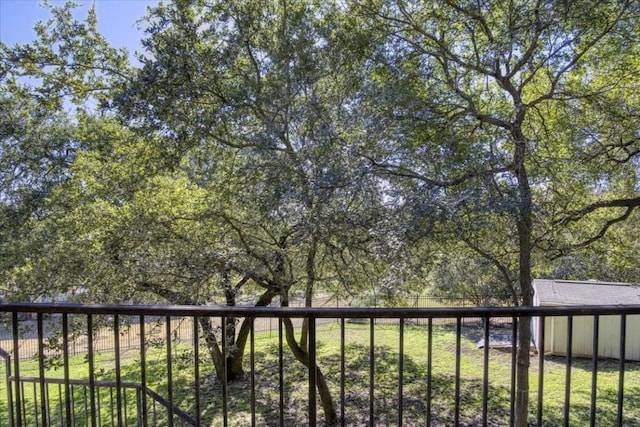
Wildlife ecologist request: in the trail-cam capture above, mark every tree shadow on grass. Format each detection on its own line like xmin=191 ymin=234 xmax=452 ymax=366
xmin=81 ymin=342 xmax=640 ymax=427
xmin=338 ymin=342 xmax=515 ymax=427
xmin=183 ymin=341 xmax=516 ymax=426
xmin=536 ymin=355 xmax=640 ymax=426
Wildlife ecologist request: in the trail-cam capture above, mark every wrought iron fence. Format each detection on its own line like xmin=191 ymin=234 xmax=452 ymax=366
xmin=0 ymin=303 xmax=639 ymax=426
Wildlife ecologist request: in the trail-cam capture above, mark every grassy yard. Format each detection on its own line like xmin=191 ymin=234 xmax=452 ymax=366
xmin=1 ymin=321 xmax=638 ymax=426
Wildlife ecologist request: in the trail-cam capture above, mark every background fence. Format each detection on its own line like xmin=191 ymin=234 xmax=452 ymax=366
xmin=0 ymin=295 xmax=504 ymax=361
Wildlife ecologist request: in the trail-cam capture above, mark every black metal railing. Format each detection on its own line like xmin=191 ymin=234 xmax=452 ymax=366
xmin=0 ymin=303 xmax=639 ymax=426
xmin=0 ymin=296 xmax=488 ymax=362
xmin=1 ymin=375 xmax=198 ymax=427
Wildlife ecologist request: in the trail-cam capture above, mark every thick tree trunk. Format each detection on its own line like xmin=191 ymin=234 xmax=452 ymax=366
xmin=282 ymin=317 xmax=338 ymax=425
xmin=513 ymin=125 xmax=533 ymax=427
xmin=516 ymin=317 xmax=531 ymax=426
xmin=274 ymin=253 xmax=335 ymax=423
xmin=515 ymin=277 xmax=534 ymax=427
xmin=231 ymin=287 xmax=279 ymax=376
xmin=198 ymin=316 xmax=225 ymax=381
xmin=223 ymin=270 xmax=238 ymax=379
xmin=197 ymin=286 xmax=280 ymax=381
xmin=300 ymin=235 xmax=319 ymax=349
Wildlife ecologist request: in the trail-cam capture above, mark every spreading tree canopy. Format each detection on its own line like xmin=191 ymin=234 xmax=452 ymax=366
xmin=1 ymin=1 xmax=639 ymax=425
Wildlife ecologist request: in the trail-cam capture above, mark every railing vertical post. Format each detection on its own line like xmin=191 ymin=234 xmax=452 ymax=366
xmin=617 ymin=314 xmax=626 ymax=426
xmin=564 ymin=315 xmax=573 ymax=427
xmin=250 ymin=317 xmax=256 ymax=427
xmin=221 ymin=316 xmax=228 ymax=427
xmin=166 ymin=316 xmax=174 ymax=427
xmin=0 ymin=348 xmax=14 ymax=427
xmin=123 ymin=382 xmax=129 ymax=424
xmin=340 ymin=317 xmax=345 ymax=427
xmin=109 ymin=387 xmax=115 ymax=424
xmin=193 ymin=316 xmax=200 ymax=427
xmin=136 ymin=386 xmax=143 ymax=427
xmin=454 ymin=317 xmax=461 ymax=426
xmin=590 ymin=315 xmax=599 ymax=427
xmin=97 ymin=383 xmax=103 ymax=426
xmin=151 ymin=396 xmax=156 ymax=425
xmin=308 ymin=314 xmax=317 ymax=427
xmin=83 ymin=385 xmax=88 ymax=425
xmin=509 ymin=316 xmax=517 ymax=427
xmin=482 ymin=315 xmax=490 ymax=427
xmin=140 ymin=315 xmax=148 ymax=427
xmin=369 ymin=317 xmax=374 ymax=427
xmin=426 ymin=318 xmax=432 ymax=426
xmin=398 ymin=318 xmax=404 ymax=427
xmin=114 ymin=314 xmax=123 ymax=427
xmin=87 ymin=314 xmax=97 ymax=427
xmin=62 ymin=313 xmax=72 ymax=426
xmin=11 ymin=312 xmax=21 ymax=427
xmin=37 ymin=312 xmax=48 ymax=427
xmin=32 ymin=382 xmax=39 ymax=425
xmin=537 ymin=315 xmax=545 ymax=427
xmin=56 ymin=383 xmax=62 ymax=425
xmin=278 ymin=318 xmax=284 ymax=427
xmin=55 ymin=383 xmax=61 ymax=425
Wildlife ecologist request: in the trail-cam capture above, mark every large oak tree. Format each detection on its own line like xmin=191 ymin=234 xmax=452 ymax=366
xmin=353 ymin=1 xmax=640 ymax=424
xmin=2 ymin=1 xmax=639 ymax=425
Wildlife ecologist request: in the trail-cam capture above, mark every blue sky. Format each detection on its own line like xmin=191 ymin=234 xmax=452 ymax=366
xmin=0 ymin=0 xmax=159 ymax=53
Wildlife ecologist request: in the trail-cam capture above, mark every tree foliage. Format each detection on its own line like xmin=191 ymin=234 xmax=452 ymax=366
xmin=1 ymin=1 xmax=639 ymax=425
xmin=348 ymin=1 xmax=640 ymax=424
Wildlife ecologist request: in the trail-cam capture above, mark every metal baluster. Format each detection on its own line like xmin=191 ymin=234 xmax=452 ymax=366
xmin=140 ymin=315 xmax=148 ymax=427
xmin=222 ymin=316 xmax=228 ymax=427
xmin=250 ymin=317 xmax=256 ymax=427
xmin=37 ymin=312 xmax=48 ymax=426
xmin=279 ymin=318 xmax=284 ymax=427
xmin=482 ymin=316 xmax=490 ymax=427
xmin=114 ymin=315 xmax=122 ymax=427
xmin=193 ymin=316 xmax=200 ymax=427
xmin=617 ymin=314 xmax=626 ymax=426
xmin=340 ymin=317 xmax=345 ymax=427
xmin=537 ymin=316 xmax=545 ymax=427
xmin=369 ymin=317 xmax=374 ymax=427
xmin=564 ymin=315 xmax=573 ymax=427
xmin=309 ymin=315 xmax=317 ymax=427
xmin=62 ymin=313 xmax=72 ymax=426
xmin=398 ymin=318 xmax=404 ymax=427
xmin=454 ymin=317 xmax=461 ymax=426
xmin=87 ymin=314 xmax=97 ymax=427
xmin=166 ymin=316 xmax=174 ymax=427
xmin=426 ymin=318 xmax=432 ymax=426
xmin=509 ymin=317 xmax=517 ymax=427
xmin=590 ymin=315 xmax=599 ymax=427
xmin=12 ymin=312 xmax=22 ymax=427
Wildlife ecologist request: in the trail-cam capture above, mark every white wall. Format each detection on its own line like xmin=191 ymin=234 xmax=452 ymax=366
xmin=535 ymin=312 xmax=640 ymax=361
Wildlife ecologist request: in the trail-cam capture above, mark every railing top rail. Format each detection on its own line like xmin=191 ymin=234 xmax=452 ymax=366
xmin=0 ymin=348 xmax=11 ymax=359
xmin=2 ymin=302 xmax=640 ymax=318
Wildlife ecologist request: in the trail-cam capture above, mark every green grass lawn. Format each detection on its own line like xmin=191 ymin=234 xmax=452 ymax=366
xmin=1 ymin=321 xmax=638 ymax=426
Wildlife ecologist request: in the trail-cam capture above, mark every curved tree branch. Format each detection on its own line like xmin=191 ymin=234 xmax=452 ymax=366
xmin=553 ymin=197 xmax=640 ymax=226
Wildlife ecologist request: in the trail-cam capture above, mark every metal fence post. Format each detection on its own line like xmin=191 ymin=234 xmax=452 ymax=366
xmin=308 ymin=314 xmax=317 ymax=427
xmin=0 ymin=348 xmax=14 ymax=427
